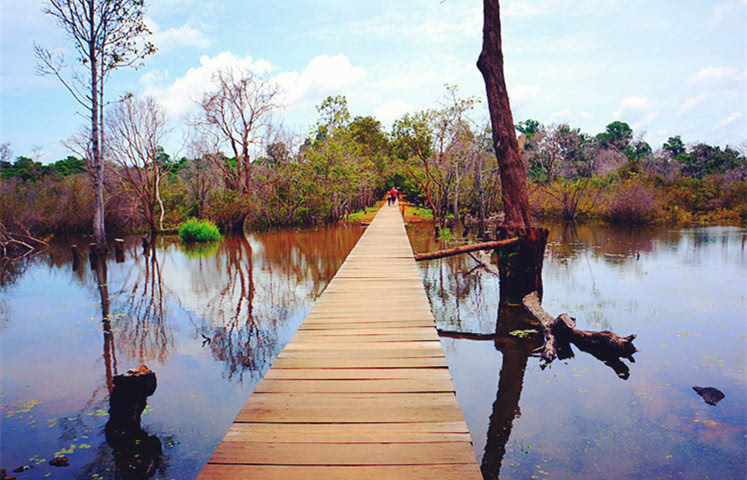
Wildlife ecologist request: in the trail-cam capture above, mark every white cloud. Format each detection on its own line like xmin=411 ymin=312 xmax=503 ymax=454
xmin=145 ymin=18 xmax=211 ymax=50
xmin=713 ymin=0 xmax=747 ymax=25
xmin=141 ymin=51 xmax=274 ymax=117
xmin=510 ymin=84 xmax=540 ymax=104
xmin=612 ymin=96 xmax=656 ymax=129
xmin=678 ymin=94 xmax=708 ymax=116
xmin=687 ymin=66 xmax=741 ymax=84
xmin=503 ymin=0 xmax=618 ymax=18
xmin=550 ymin=108 xmax=595 ymax=122
xmin=274 ymin=54 xmax=366 ymax=108
xmin=713 ymin=112 xmax=743 ymax=131
xmin=373 ymin=101 xmax=413 ymax=127
xmin=309 ymin=5 xmax=482 ymax=47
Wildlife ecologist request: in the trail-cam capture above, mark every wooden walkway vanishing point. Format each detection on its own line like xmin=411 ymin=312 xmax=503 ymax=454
xmin=197 ymin=203 xmax=482 ymax=479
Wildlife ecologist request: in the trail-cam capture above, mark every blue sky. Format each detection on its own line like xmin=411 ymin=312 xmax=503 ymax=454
xmin=1 ymin=0 xmax=745 ymax=162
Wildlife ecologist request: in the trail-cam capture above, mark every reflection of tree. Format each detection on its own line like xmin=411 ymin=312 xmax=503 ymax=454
xmin=92 ymin=254 xmax=117 ymax=392
xmin=481 ymin=331 xmax=538 ymax=479
xmin=202 ymin=235 xmax=273 ymax=382
xmin=85 ymin=253 xmax=167 ymax=479
xmin=193 ymin=227 xmax=363 ymax=381
xmin=416 ymin=226 xmax=642 ymax=479
xmin=114 ymin=240 xmax=174 ymax=363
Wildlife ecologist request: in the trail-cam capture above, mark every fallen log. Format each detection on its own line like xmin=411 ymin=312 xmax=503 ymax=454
xmin=414 ymin=238 xmax=518 ymax=261
xmin=0 ymin=223 xmax=48 ymax=258
xmin=522 ymin=291 xmax=638 ymax=378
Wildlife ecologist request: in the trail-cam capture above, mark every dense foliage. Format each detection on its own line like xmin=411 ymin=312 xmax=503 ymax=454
xmin=178 ymin=218 xmax=222 ymax=243
xmin=1 ymin=87 xmax=745 ymax=239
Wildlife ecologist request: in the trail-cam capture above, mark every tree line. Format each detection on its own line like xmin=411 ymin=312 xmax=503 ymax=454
xmin=2 ymin=79 xmax=745 ymax=241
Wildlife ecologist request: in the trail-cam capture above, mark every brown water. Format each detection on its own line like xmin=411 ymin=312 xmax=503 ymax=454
xmin=0 ymin=225 xmax=363 ymax=479
xmin=410 ymin=222 xmax=746 ymax=480
xmin=1 ymin=222 xmax=745 ymax=480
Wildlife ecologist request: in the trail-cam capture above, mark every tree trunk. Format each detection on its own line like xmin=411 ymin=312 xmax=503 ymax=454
xmin=89 ymin=7 xmax=106 ymax=255
xmin=477 ymin=0 xmax=531 ymax=232
xmin=477 ymin=161 xmax=487 ymax=239
xmin=494 ymin=226 xmax=549 ymax=304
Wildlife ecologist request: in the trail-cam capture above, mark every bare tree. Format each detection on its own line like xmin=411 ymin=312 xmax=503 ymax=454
xmin=194 ymin=68 xmax=282 ymax=202
xmin=36 ymin=0 xmax=154 ymax=253
xmin=106 ymin=96 xmax=171 ymax=234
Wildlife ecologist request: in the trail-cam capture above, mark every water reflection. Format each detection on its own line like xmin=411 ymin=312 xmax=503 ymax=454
xmin=412 ymin=224 xmax=746 ymax=480
xmin=0 ymin=224 xmax=362 ymax=479
xmin=481 ymin=307 xmax=541 ymax=480
xmin=92 ymin=254 xmax=117 ymax=393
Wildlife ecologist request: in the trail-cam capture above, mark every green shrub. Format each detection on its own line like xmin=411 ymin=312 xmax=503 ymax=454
xmin=178 ymin=218 xmax=222 ymax=243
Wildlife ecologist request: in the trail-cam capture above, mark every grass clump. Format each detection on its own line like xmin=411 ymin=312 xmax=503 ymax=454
xmin=178 ymin=218 xmax=222 ymax=243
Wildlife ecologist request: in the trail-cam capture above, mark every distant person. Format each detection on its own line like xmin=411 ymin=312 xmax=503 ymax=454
xmin=388 ymin=187 xmax=398 ymax=206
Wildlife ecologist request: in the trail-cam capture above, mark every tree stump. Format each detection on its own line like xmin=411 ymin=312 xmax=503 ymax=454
xmin=495 ymin=227 xmax=549 ymax=304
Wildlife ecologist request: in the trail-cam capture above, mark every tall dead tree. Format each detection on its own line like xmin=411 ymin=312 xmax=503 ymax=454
xmin=107 ymin=96 xmax=171 ymax=235
xmin=195 ymin=69 xmax=281 ymax=202
xmin=477 ymin=0 xmax=549 ymax=303
xmin=36 ymin=0 xmax=154 ymax=254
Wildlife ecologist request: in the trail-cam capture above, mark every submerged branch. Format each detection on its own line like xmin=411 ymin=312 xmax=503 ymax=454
xmin=522 ymin=291 xmax=638 ymax=378
xmin=414 ymin=238 xmax=518 ymax=261
xmin=0 ymin=223 xmax=49 ymax=258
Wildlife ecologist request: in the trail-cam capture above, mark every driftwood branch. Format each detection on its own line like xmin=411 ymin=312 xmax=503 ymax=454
xmin=522 ymin=291 xmax=638 ymax=378
xmin=0 ymin=223 xmax=49 ymax=258
xmin=438 ymin=329 xmax=500 ymax=340
xmin=414 ymin=238 xmax=518 ymax=261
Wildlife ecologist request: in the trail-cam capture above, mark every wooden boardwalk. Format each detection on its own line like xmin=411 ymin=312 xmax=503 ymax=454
xmin=197 ymin=204 xmax=481 ymax=479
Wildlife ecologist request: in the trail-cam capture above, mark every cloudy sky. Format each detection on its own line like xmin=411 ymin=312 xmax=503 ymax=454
xmin=1 ymin=0 xmax=745 ymax=162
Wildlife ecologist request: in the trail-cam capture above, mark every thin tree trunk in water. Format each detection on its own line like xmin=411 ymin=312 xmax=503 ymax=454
xmin=89 ymin=4 xmax=105 ymax=254
xmin=477 ymin=0 xmax=531 ymax=232
xmin=478 ymin=162 xmax=487 ymax=238
xmin=454 ymin=159 xmax=460 ymax=228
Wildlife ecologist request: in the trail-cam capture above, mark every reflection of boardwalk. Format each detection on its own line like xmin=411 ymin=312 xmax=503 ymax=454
xmin=197 ymin=204 xmax=481 ymax=479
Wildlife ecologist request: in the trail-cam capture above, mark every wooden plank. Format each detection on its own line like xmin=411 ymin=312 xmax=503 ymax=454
xmin=288 ymin=332 xmax=440 ymax=342
xmin=254 ymin=378 xmax=455 ymax=393
xmin=278 ymin=342 xmax=444 ymax=359
xmin=209 ymin=441 xmax=477 ymax=465
xmin=199 ymin=464 xmax=482 ymax=480
xmin=221 ymin=422 xmax=471 ymax=443
xmin=270 ymin=357 xmax=448 ymax=369
xmin=297 ymin=321 xmax=435 ymax=330
xmin=262 ymin=367 xmax=451 ymax=380
xmin=236 ymin=393 xmax=467 ymax=423
xmin=281 ymin=340 xmax=444 ymax=351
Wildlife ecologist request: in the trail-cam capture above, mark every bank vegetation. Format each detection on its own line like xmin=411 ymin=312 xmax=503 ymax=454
xmin=1 ymin=81 xmax=745 ymax=242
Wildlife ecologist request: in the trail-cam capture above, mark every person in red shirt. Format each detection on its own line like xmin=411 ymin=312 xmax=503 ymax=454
xmin=388 ymin=187 xmax=398 ymax=206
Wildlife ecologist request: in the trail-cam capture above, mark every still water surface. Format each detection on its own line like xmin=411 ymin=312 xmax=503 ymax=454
xmin=1 ymin=222 xmax=745 ymax=479
xmin=410 ymin=223 xmax=746 ymax=480
xmin=1 ymin=226 xmax=363 ymax=479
